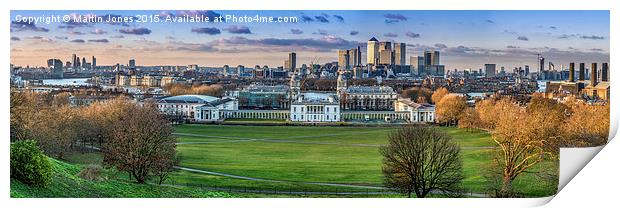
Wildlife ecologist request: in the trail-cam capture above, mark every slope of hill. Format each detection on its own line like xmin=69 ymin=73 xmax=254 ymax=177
xmin=10 ymin=158 xmax=234 ymax=198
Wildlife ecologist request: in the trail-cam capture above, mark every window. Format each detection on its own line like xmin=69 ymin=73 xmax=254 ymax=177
xmin=293 ymin=115 xmax=296 ymax=119
xmin=326 ymin=107 xmax=329 ymax=113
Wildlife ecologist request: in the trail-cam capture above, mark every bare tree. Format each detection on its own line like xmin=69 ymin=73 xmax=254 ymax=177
xmin=380 ymin=126 xmax=464 ymax=198
xmin=102 ymin=103 xmax=177 ymax=184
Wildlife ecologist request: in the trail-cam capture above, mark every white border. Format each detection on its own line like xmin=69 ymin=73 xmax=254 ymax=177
xmin=2 ymin=1 xmax=616 ymax=208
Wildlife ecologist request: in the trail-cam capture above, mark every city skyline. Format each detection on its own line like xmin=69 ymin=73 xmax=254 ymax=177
xmin=10 ymin=10 xmax=609 ymax=70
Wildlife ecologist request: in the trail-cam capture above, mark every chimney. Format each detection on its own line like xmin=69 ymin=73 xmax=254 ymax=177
xmin=579 ymin=63 xmax=585 ymax=81
xmin=602 ymin=63 xmax=609 ymax=82
xmin=569 ymin=63 xmax=575 ymax=82
xmin=591 ymin=63 xmax=598 ymax=86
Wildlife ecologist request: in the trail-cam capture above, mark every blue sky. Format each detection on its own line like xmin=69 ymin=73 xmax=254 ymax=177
xmin=10 ymin=10 xmax=609 ymax=70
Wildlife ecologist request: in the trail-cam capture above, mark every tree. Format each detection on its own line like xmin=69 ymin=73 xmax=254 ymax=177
xmin=10 ymin=140 xmax=53 ymax=187
xmin=401 ymin=87 xmax=433 ymax=104
xmin=431 ymin=87 xmax=449 ymax=104
xmin=491 ymin=101 xmax=551 ymax=197
xmin=563 ymin=102 xmax=609 ymax=147
xmin=380 ymin=126 xmax=464 ymax=198
xmin=102 ymin=103 xmax=177 ymax=184
xmin=435 ymin=94 xmax=467 ymax=126
xmin=458 ymin=107 xmax=480 ymax=132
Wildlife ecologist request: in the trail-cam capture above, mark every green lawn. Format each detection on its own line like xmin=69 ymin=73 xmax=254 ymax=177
xmin=10 ymin=158 xmax=234 ymax=198
xmin=171 ymin=124 xmax=557 ymax=197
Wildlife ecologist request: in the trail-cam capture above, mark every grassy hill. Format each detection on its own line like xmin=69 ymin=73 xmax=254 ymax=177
xmin=10 ymin=158 xmax=234 ymax=198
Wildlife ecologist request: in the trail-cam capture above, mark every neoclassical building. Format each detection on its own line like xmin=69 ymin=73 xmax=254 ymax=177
xmin=337 ymin=73 xmax=398 ymax=111
xmin=394 ymin=98 xmax=435 ymax=122
xmin=290 ymin=92 xmax=341 ymax=122
xmin=155 ymin=95 xmax=238 ymax=121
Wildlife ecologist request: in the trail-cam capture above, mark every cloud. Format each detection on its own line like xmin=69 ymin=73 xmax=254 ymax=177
xmin=580 ymin=35 xmax=605 ymax=40
xmin=119 ymin=27 xmax=152 ymax=35
xmin=503 ymin=30 xmax=518 ymax=35
xmin=88 ymin=39 xmax=109 ymax=43
xmin=111 ymin=35 xmax=125 ymax=39
xmin=301 ymin=15 xmax=314 ymax=22
xmin=166 ymin=36 xmax=176 ymax=40
xmin=506 ymin=45 xmax=519 ymax=49
xmin=213 ymin=36 xmax=360 ymax=52
xmin=557 ymin=34 xmax=605 ymax=40
xmin=384 ymin=13 xmax=407 ymax=21
xmin=224 ymin=25 xmax=252 ymax=34
xmin=590 ymin=48 xmax=604 ymax=52
xmin=333 ymin=15 xmax=344 ymax=22
xmin=434 ymin=43 xmax=448 ymax=49
xmin=405 ymin=32 xmax=420 ymax=38
xmin=384 ymin=33 xmax=398 ymax=38
xmin=55 ymin=36 xmax=68 ymax=40
xmin=10 ymin=21 xmax=49 ymax=32
xmin=485 ymin=19 xmax=495 ymax=24
xmin=384 ymin=19 xmax=399 ymax=24
xmin=70 ymin=39 xmax=85 ymax=43
xmin=314 ymin=15 xmax=329 ymax=23
xmin=517 ymin=36 xmax=529 ymax=41
xmin=11 ymin=37 xmax=20 ymax=41
xmin=313 ymin=29 xmax=330 ymax=36
xmin=68 ymin=31 xmax=85 ymax=35
xmin=191 ymin=27 xmax=221 ymax=35
xmin=90 ymin=29 xmax=107 ymax=35
xmin=350 ymin=31 xmax=359 ymax=36
xmin=290 ymin=29 xmax=303 ymax=35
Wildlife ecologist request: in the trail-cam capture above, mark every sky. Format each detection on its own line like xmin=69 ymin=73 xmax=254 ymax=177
xmin=10 ymin=10 xmax=610 ymax=71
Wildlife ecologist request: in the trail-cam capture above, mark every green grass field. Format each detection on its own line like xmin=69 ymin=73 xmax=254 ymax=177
xmin=171 ymin=124 xmax=558 ymax=197
xmin=10 ymin=157 xmax=233 ymax=198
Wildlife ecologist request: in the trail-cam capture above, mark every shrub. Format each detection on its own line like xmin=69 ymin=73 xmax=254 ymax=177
xmin=77 ymin=164 xmax=104 ymax=181
xmin=10 ymin=140 xmax=53 ymax=187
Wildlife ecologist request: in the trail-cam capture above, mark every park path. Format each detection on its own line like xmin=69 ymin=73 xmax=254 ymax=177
xmin=174 ymin=166 xmax=488 ymax=197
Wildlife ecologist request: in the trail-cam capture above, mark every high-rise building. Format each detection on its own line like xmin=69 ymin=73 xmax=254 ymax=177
xmin=72 ymin=54 xmax=77 ymax=68
xmin=591 ymin=63 xmax=598 ymax=86
xmin=525 ymin=65 xmax=530 ymax=76
xmin=92 ymin=56 xmax=97 ymax=70
xmin=338 ymin=50 xmax=350 ymax=70
xmin=129 ymin=59 xmax=136 ymax=69
xmin=367 ymin=37 xmax=379 ymax=65
xmin=579 ymin=63 xmax=585 ymax=81
xmin=378 ymin=49 xmax=393 ymax=66
xmin=394 ymin=43 xmax=406 ymax=66
xmin=410 ymin=56 xmax=423 ymax=75
xmin=601 ymin=63 xmax=609 ymax=82
xmin=569 ymin=62 xmax=575 ymax=82
xmin=76 ymin=57 xmax=81 ymax=68
xmin=286 ymin=52 xmax=296 ymax=71
xmin=348 ymin=46 xmax=362 ymax=67
xmin=484 ymin=64 xmax=496 ymax=77
xmin=379 ymin=41 xmax=392 ymax=51
xmin=47 ymin=59 xmax=64 ymax=78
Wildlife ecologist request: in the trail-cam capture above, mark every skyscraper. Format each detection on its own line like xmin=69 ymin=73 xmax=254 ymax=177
xmin=129 ymin=59 xmax=136 ymax=69
xmin=579 ymin=63 xmax=585 ymax=81
xmin=82 ymin=57 xmax=87 ymax=67
xmin=378 ymin=49 xmax=393 ymax=66
xmin=76 ymin=57 xmax=81 ymax=68
xmin=394 ymin=43 xmax=406 ymax=66
xmin=484 ymin=64 xmax=496 ymax=77
xmin=72 ymin=54 xmax=77 ymax=68
xmin=287 ymin=52 xmax=296 ymax=71
xmin=591 ymin=63 xmax=598 ymax=86
xmin=348 ymin=46 xmax=362 ymax=67
xmin=47 ymin=58 xmax=64 ymax=79
xmin=338 ymin=50 xmax=350 ymax=70
xmin=92 ymin=56 xmax=97 ymax=70
xmin=367 ymin=37 xmax=379 ymax=65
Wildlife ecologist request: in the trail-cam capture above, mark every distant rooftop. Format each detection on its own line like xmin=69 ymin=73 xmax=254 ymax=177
xmin=369 ymin=37 xmax=378 ymax=41
xmin=346 ymin=85 xmax=395 ymax=94
xmin=293 ymin=92 xmax=339 ymax=105
xmin=158 ymin=94 xmax=219 ymax=104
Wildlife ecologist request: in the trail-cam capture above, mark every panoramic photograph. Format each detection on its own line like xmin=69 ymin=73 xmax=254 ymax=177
xmin=9 ymin=10 xmax=610 ymax=198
